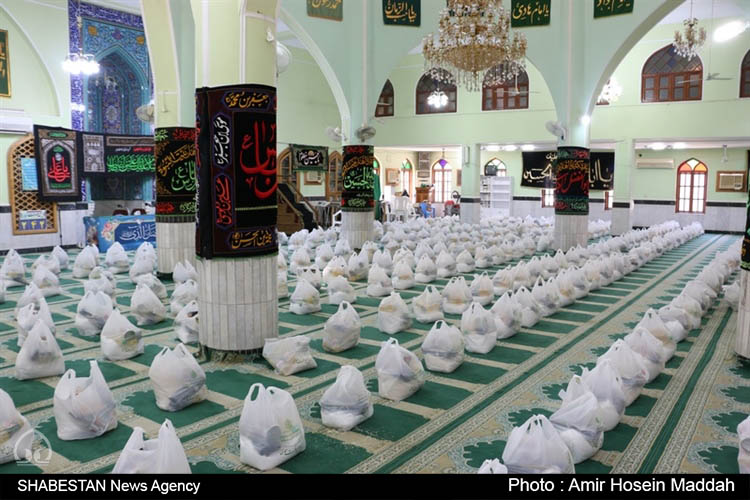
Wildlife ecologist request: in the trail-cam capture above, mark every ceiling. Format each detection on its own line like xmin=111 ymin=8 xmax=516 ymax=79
xmin=658 ymin=0 xmax=749 ymax=25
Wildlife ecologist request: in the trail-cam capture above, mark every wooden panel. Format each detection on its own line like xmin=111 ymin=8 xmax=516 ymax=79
xmin=7 ymin=134 xmax=58 ymax=235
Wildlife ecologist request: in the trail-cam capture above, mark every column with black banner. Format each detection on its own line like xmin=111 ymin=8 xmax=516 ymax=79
xmin=738 ymin=188 xmax=750 ymax=359
xmin=341 ymin=144 xmax=376 ymax=248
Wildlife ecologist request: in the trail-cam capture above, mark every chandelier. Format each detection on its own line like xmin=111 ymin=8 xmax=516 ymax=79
xmin=63 ymin=0 xmax=100 ymax=75
xmin=423 ymin=0 xmax=527 ymax=92
xmin=428 ymin=90 xmax=449 ymax=108
xmin=672 ymin=0 xmax=706 ymax=60
xmin=598 ymin=77 xmax=623 ymax=103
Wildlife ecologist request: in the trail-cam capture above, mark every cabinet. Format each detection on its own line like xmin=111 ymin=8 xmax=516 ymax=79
xmin=480 ymin=176 xmax=513 ymax=217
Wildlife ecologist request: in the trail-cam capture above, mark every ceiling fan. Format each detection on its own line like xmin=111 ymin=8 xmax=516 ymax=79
xmin=703 ymin=0 xmax=738 ymax=82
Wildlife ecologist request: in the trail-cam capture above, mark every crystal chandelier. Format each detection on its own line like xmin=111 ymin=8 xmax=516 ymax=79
xmin=423 ymin=0 xmax=527 ymax=92
xmin=672 ymin=0 xmax=706 ymax=60
xmin=598 ymin=77 xmax=623 ymax=103
xmin=428 ymin=90 xmax=449 ymax=108
xmin=63 ymin=0 xmax=100 ymax=75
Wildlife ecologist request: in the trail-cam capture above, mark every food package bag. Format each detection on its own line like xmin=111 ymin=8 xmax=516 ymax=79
xmin=477 ymin=459 xmax=508 ymax=474
xmin=105 ymin=242 xmax=130 ymax=274
xmin=550 ymin=391 xmax=604 ymax=464
xmin=366 ymin=264 xmax=393 ymax=297
xmin=130 ymin=283 xmax=168 ymax=326
xmin=657 ymin=305 xmax=692 ymax=333
xmin=74 ymin=291 xmax=114 ymax=336
xmin=372 ymin=249 xmax=393 ymax=275
xmin=290 ymin=279 xmax=321 ymax=315
xmin=87 ymin=266 xmax=117 ymax=297
xmin=580 ymin=360 xmax=626 ymax=431
xmin=415 ymin=254 xmax=437 ymax=283
xmin=53 ymin=360 xmax=118 ymax=440
xmin=475 ymin=246 xmax=492 ymax=269
xmin=683 ymin=280 xmax=714 ymax=312
xmin=739 ymin=415 xmax=750 ymax=474
xmin=490 ymin=292 xmax=522 ymax=339
xmin=0 ymin=388 xmax=33 ymax=464
xmin=568 ymin=267 xmax=590 ymax=300
xmin=635 ymin=309 xmax=677 ymax=360
xmin=512 ymin=263 xmax=532 ymax=291
xmin=174 ymin=300 xmax=199 ymax=344
xmin=134 ymin=273 xmax=168 ymax=300
xmin=623 ymin=327 xmax=668 ymax=381
xmin=361 ymin=241 xmax=379 ymax=263
xmin=277 ymin=229 xmax=289 ymax=246
xmin=583 ymin=261 xmax=602 ymax=291
xmin=531 ymin=276 xmax=558 ymax=317
xmin=72 ymin=248 xmax=98 ymax=279
xmin=31 ymin=266 xmax=61 ymax=297
xmin=436 ymin=251 xmax=457 ymax=278
xmin=442 ymin=276 xmax=472 ymax=315
xmin=173 ymin=260 xmax=198 ymax=285
xmin=596 ymin=340 xmax=650 ymax=406
xmin=16 ymin=282 xmax=45 ymax=315
xmin=319 ymin=366 xmax=373 ymax=431
xmin=277 ymin=271 xmax=288 ymax=299
xmin=149 ymin=344 xmax=207 ymax=411
xmin=52 ymin=245 xmax=69 ymax=270
xmin=17 ymin=300 xmax=55 ymax=346
xmin=129 ymin=254 xmax=155 ymax=283
xmin=327 ymin=276 xmax=356 ymax=305
xmin=112 ymin=419 xmax=191 ymax=474
xmin=461 ymin=302 xmax=498 ymax=354
xmin=670 ymin=293 xmax=703 ymax=330
xmin=298 ymin=266 xmax=322 ymax=290
xmin=375 ymin=338 xmax=425 ymax=401
xmin=334 ymin=238 xmax=352 ymax=257
xmin=347 ymin=251 xmax=369 ymax=282
xmin=1 ymin=249 xmax=27 ymax=286
xmin=723 ymin=281 xmax=740 ymax=311
xmin=412 ymin=286 xmax=444 ymax=323
xmin=15 ymin=320 xmax=65 ymax=380
xmin=323 ymin=302 xmax=361 ymax=352
xmin=456 ymin=249 xmax=476 ymax=274
xmin=314 ymin=243 xmax=334 ymax=270
xmin=32 ymin=254 xmax=61 ymax=276
xmin=515 ymin=286 xmax=542 ymax=328
xmin=501 ymin=414 xmax=575 ymax=474
xmin=290 ymin=247 xmax=311 ymax=275
xmin=135 ymin=241 xmax=156 ymax=261
xmin=470 ymin=272 xmax=494 ymax=306
xmin=239 ymin=384 xmax=306 ymax=471
xmin=288 ymin=229 xmax=308 ymax=251
xmin=101 ymin=309 xmax=144 ymax=361
xmin=392 ymin=259 xmax=415 ymax=290
xmin=492 ymin=266 xmax=514 ymax=296
xmin=323 ymin=256 xmax=348 ymax=284
xmin=421 ymin=320 xmax=464 ymax=373
xmin=263 ymin=336 xmax=318 ymax=376
xmin=553 ymin=272 xmax=576 ymax=307
xmin=377 ymin=292 xmax=412 ymax=335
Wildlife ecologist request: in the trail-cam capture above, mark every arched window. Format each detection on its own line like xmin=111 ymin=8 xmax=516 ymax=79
xmin=376 ymin=80 xmax=394 ymax=117
xmin=741 ymin=49 xmax=750 ymax=98
xmin=482 ymin=66 xmax=529 ymax=111
xmin=642 ymin=45 xmax=702 ymax=103
xmin=484 ymin=158 xmax=507 ymax=177
xmin=416 ymin=69 xmax=457 ymax=115
xmin=432 ymin=160 xmax=452 ymax=203
xmin=400 ymin=159 xmax=413 ymax=196
xmin=676 ymin=158 xmax=707 ymax=213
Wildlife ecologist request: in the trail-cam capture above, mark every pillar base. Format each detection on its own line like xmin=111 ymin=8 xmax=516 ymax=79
xmin=737 ymin=271 xmax=750 ymax=359
xmin=342 ymin=211 xmax=374 ymax=250
xmin=611 ymin=204 xmax=632 ymax=236
xmin=156 ymin=222 xmax=195 ymax=275
xmin=554 ymin=214 xmax=588 ymax=251
xmin=196 ymin=254 xmax=278 ymax=351
xmin=460 ymin=200 xmax=480 ymax=225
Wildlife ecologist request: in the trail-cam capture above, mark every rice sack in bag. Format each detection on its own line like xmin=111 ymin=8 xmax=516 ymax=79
xmin=17 ymin=300 xmax=55 ymax=346
xmin=130 ymin=283 xmax=168 ymax=326
xmin=623 ymin=327 xmax=668 ymax=382
xmin=72 ymin=248 xmax=98 ymax=278
xmin=456 ymin=249 xmax=476 ymax=274
xmin=290 ymin=279 xmax=321 ymax=315
xmin=323 ymin=302 xmax=360 ymax=353
xmin=263 ymin=336 xmax=317 ymax=376
xmin=461 ymin=302 xmax=498 ymax=354
xmin=105 ymin=242 xmax=129 ymax=274
xmin=739 ymin=415 xmax=750 ymax=474
xmin=0 ymin=388 xmax=33 ymax=464
xmin=170 ymin=279 xmax=199 ymax=315
xmin=490 ymin=292 xmax=522 ymax=339
xmin=421 ymin=320 xmax=464 ymax=373
xmin=442 ymin=276 xmax=472 ymax=315
xmin=101 ymin=309 xmax=143 ymax=361
xmin=239 ymin=384 xmax=306 ymax=471
xmin=327 ymin=275 xmax=356 ymax=305
xmin=477 ymin=459 xmax=508 ymax=474
xmin=74 ymin=291 xmax=114 ymax=336
xmin=149 ymin=344 xmax=207 ymax=412
xmin=172 ymin=260 xmax=198 ymax=284
xmin=414 ymin=254 xmax=437 ymax=283
xmin=580 ymin=360 xmax=626 ymax=431
xmin=53 ymin=360 xmax=118 ymax=440
xmin=597 ymin=340 xmax=650 ymax=405
xmin=134 ymin=273 xmax=168 ymax=300
xmin=501 ymin=414 xmax=575 ymax=474
xmin=392 ymin=259 xmax=415 ymax=290
xmin=129 ymin=254 xmax=155 ymax=283
xmin=15 ymin=320 xmax=65 ymax=380
xmin=376 ymin=292 xmax=412 ymax=335
xmin=174 ymin=300 xmax=199 ymax=344
xmin=52 ymin=245 xmax=69 ymax=271
xmin=412 ymin=286 xmax=444 ymax=323
xmin=436 ymin=251 xmax=456 ymax=279
xmin=549 ymin=391 xmax=604 ymax=464
xmin=319 ymin=366 xmax=373 ymax=431
xmin=375 ymin=338 xmax=424 ymax=401
xmin=347 ymin=251 xmax=369 ymax=282
xmin=366 ymin=264 xmax=393 ymax=297
xmin=470 ymin=272 xmax=494 ymax=306
xmin=112 ymin=419 xmax=191 ymax=474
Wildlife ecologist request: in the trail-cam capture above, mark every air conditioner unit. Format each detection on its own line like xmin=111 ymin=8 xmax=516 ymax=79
xmin=718 ymin=172 xmax=746 ymax=191
xmin=636 ymin=158 xmax=674 ymax=169
xmin=0 ymin=110 xmax=33 ymax=134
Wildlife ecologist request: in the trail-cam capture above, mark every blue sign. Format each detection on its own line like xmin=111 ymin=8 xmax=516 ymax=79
xmin=84 ymin=215 xmax=156 ymax=252
xmin=21 ymin=158 xmax=38 ymax=191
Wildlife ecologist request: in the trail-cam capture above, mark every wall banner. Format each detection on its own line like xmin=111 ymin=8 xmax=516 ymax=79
xmin=554 ymin=146 xmax=590 ymax=215
xmin=104 ymin=135 xmax=155 ymax=174
xmin=33 ymin=125 xmax=82 ymax=201
xmin=195 ymin=84 xmax=278 ymax=259
xmin=511 ymin=0 xmax=551 ymax=27
xmin=590 ymin=152 xmax=615 ymax=190
xmin=0 ymin=29 xmax=10 ymax=97
xmin=307 ymin=0 xmax=343 ymax=21
xmin=383 ymin=0 xmax=420 ymax=26
xmin=154 ymin=127 xmax=196 ymax=221
xmin=81 ymin=133 xmax=106 ymax=173
xmin=341 ymin=145 xmax=375 ymax=213
xmin=290 ymin=144 xmax=328 ymax=172
xmin=521 ymin=151 xmax=556 ymax=188
xmin=594 ymin=0 xmax=634 ymax=19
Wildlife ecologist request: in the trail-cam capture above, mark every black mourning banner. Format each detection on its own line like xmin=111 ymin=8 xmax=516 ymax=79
xmin=290 ymin=144 xmax=328 ymax=172
xmin=80 ymin=132 xmax=106 ymax=174
xmin=521 ymin=151 xmax=556 ymax=188
xmin=590 ymin=152 xmax=615 ymax=191
xmin=341 ymin=145 xmax=375 ymax=213
xmin=104 ymin=135 xmax=154 ymax=174
xmin=195 ymin=84 xmax=278 ymax=259
xmin=555 ymin=146 xmax=590 ymax=216
xmin=743 ymin=153 xmax=750 ymax=270
xmin=154 ymin=127 xmax=196 ymax=221
xmin=33 ymin=125 xmax=82 ymax=201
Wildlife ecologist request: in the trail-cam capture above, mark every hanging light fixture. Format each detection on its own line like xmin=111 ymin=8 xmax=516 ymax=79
xmin=438 ymin=148 xmax=448 ymax=167
xmin=422 ymin=0 xmax=527 ymax=92
xmin=63 ymin=0 xmax=100 ymax=75
xmin=598 ymin=77 xmax=623 ymax=103
xmin=428 ymin=90 xmax=449 ymax=108
xmin=673 ymin=0 xmax=706 ymax=60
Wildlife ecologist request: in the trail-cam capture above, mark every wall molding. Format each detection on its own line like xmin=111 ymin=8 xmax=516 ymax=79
xmin=513 ymin=196 xmax=541 ymax=201
xmin=612 ymin=202 xmax=631 ymax=208
xmin=460 ymin=197 xmax=480 ymax=203
xmin=633 ymin=199 xmax=675 ymax=206
xmin=705 ymin=201 xmax=746 ymax=208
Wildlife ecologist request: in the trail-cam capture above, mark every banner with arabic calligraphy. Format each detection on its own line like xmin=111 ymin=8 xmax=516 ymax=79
xmin=104 ymin=135 xmax=155 ymax=174
xmin=341 ymin=145 xmax=375 ymax=213
xmin=521 ymin=151 xmax=556 ymax=188
xmin=195 ymin=84 xmax=278 ymax=259
xmin=383 ymin=0 xmax=420 ymax=26
xmin=589 ymin=152 xmax=615 ymax=190
xmin=33 ymin=125 xmax=82 ymax=201
xmin=84 ymin=215 xmax=156 ymax=253
xmin=290 ymin=144 xmax=328 ymax=172
xmin=81 ymin=132 xmax=106 ymax=174
xmin=511 ymin=0 xmax=551 ymax=27
xmin=154 ymin=127 xmax=197 ymax=221
xmin=554 ymin=146 xmax=590 ymax=216
xmin=594 ymin=0 xmax=634 ymax=18
xmin=307 ymin=0 xmax=343 ymax=21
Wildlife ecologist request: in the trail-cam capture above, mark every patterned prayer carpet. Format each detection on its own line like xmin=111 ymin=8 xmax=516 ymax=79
xmin=0 ymin=233 xmax=746 ymax=474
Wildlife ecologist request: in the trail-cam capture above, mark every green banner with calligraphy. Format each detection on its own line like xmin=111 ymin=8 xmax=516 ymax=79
xmin=0 ymin=29 xmax=9 ymax=97
xmin=307 ymin=0 xmax=343 ymax=21
xmin=383 ymin=0 xmax=420 ymax=27
xmin=154 ymin=127 xmax=196 ymax=220
xmin=511 ymin=0 xmax=551 ymax=27
xmin=594 ymin=0 xmax=634 ymax=19
xmin=342 ymin=145 xmax=375 ymax=213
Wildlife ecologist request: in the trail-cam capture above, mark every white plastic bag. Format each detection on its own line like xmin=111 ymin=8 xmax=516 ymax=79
xmin=52 ymin=245 xmax=69 ymax=270
xmin=347 ymin=251 xmax=369 ymax=282
xmin=492 ymin=266 xmax=514 ymax=296
xmin=149 ymin=344 xmax=207 ymax=412
xmin=323 ymin=302 xmax=360 ymax=353
xmin=170 ymin=279 xmax=199 ymax=315
xmin=112 ymin=419 xmax=191 ymax=474
xmin=739 ymin=415 xmax=750 ymax=474
xmin=422 ymin=320 xmax=464 ymax=373
xmin=477 ymin=459 xmax=508 ymax=474
xmin=461 ymin=302 xmax=498 ymax=354
xmin=502 ymin=415 xmax=575 ymax=474
xmin=290 ymin=247 xmax=312 ymax=275
xmin=490 ymin=292 xmax=522 ymax=339
xmin=326 ymin=275 xmax=356 ymax=305
xmin=134 ymin=273 xmax=168 ymax=300
xmin=580 ymin=360 xmax=626 ymax=431
xmin=436 ymin=251 xmax=456 ymax=278
xmin=377 ymin=292 xmax=412 ymax=334
xmin=723 ymin=281 xmax=740 ymax=311
xmin=16 ymin=282 xmax=45 ymax=314
xmin=366 ymin=264 xmax=393 ymax=297
xmin=375 ymin=338 xmax=424 ymax=401
xmin=175 ymin=300 xmax=199 ymax=344
xmin=290 ymin=279 xmax=321 ymax=315
xmin=624 ymin=327 xmax=668 ymax=382
xmin=442 ymin=276 xmax=472 ymax=315
xmin=263 ymin=336 xmax=317 ymax=375
xmin=72 ymin=248 xmax=98 ymax=278
xmin=32 ymin=254 xmax=61 ymax=276
xmin=74 ymin=291 xmax=114 ymax=336
xmin=392 ymin=259 xmax=415 ymax=290
xmin=531 ymin=276 xmax=558 ymax=317
xmin=172 ymin=260 xmax=198 ymax=284
xmin=16 ymin=300 xmax=55 ymax=346
xmin=135 ymin=242 xmax=156 ymax=262
xmin=334 ymin=238 xmax=352 ymax=257
xmin=86 ymin=266 xmax=117 ymax=298
xmin=470 ymin=272 xmax=494 ymax=306
xmin=298 ymin=266 xmax=322 ymax=290
xmin=597 ymin=340 xmax=650 ymax=406
xmin=515 ymin=286 xmax=542 ymax=328
xmin=319 ymin=366 xmax=373 ymax=431
xmin=415 ymin=254 xmax=437 ymax=283
xmin=0 ymin=389 xmax=33 ymax=464
xmin=314 ymin=243 xmax=334 ymax=270
xmin=130 ymin=283 xmax=168 ymax=326
xmin=372 ymin=249 xmax=393 ymax=275
xmin=129 ymin=254 xmax=155 ymax=283
xmin=323 ymin=256 xmax=348 ymax=284
xmin=412 ymin=286 xmax=444 ymax=323
xmin=550 ymin=391 xmax=604 ymax=464
xmin=636 ymin=309 xmax=677 ymax=360
xmin=101 ymin=309 xmax=143 ymax=361
xmin=105 ymin=242 xmax=130 ymax=274
xmin=239 ymin=384 xmax=306 ymax=471
xmin=53 ymin=360 xmax=118 ymax=440
xmin=15 ymin=320 xmax=65 ymax=380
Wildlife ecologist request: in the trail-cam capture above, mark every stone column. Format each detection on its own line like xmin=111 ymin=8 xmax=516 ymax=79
xmin=611 ymin=138 xmax=635 ymax=235
xmin=460 ymin=144 xmax=481 ymax=225
xmin=737 ymin=201 xmax=750 ymax=359
xmin=192 ymin=0 xmax=279 ymax=352
xmin=554 ymin=146 xmax=590 ymax=251
xmin=341 ymin=145 xmax=375 ymax=249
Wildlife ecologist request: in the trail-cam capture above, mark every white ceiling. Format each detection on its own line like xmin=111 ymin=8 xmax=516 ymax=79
xmin=658 ymin=0 xmax=749 ymax=25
